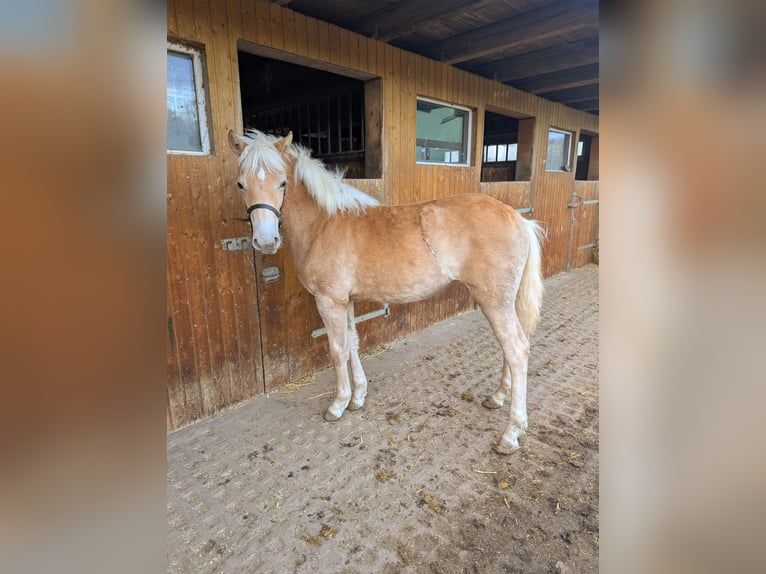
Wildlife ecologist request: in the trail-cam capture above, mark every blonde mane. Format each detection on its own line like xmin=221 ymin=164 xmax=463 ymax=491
xmin=238 ymin=130 xmax=286 ymax=179
xmin=293 ymin=146 xmax=380 ymax=216
xmin=238 ymin=130 xmax=379 ymax=216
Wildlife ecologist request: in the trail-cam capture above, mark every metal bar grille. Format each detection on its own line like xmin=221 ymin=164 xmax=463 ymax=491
xmin=245 ymin=85 xmax=365 ymax=162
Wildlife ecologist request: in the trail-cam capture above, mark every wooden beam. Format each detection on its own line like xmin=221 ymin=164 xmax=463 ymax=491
xmin=470 ymin=40 xmax=598 ymax=82
xmin=364 ymin=79 xmax=382 ymax=178
xmin=349 ymin=0 xmax=498 ymax=42
xmin=537 ymin=84 xmax=599 ymax=104
xmin=510 ymin=63 xmax=599 ymax=94
xmin=423 ymin=0 xmax=598 ymax=64
xmin=566 ymin=99 xmax=599 ymax=112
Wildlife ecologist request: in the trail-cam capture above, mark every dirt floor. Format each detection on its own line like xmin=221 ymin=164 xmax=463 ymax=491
xmin=167 ymin=264 xmax=599 ymax=573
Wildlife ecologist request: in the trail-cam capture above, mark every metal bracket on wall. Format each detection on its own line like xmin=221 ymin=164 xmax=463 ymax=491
xmin=262 ymin=266 xmax=280 ymax=284
xmin=221 ymin=237 xmax=251 ymax=252
xmin=311 ymin=304 xmax=391 ymax=338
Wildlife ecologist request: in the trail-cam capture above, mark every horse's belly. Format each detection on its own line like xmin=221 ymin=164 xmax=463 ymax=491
xmin=352 ymin=266 xmax=451 ymax=304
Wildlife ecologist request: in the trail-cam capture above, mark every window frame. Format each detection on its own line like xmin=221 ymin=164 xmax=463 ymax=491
xmin=415 ymin=96 xmax=472 ymax=167
xmin=167 ymin=40 xmax=211 ymax=156
xmin=482 ymin=142 xmax=518 ymax=164
xmin=545 ymin=127 xmax=573 ymax=172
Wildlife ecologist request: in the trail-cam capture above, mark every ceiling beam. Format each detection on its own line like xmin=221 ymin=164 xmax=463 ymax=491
xmin=510 ymin=63 xmax=599 ymax=94
xmin=537 ymin=84 xmax=599 ymax=104
xmin=470 ymin=40 xmax=599 ymax=82
xmin=566 ymin=99 xmax=599 ymax=111
xmin=423 ymin=0 xmax=598 ymax=64
xmin=349 ymin=0 xmax=498 ymax=42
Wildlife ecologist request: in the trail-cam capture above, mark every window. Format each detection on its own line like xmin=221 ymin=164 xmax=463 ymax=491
xmin=483 ymin=143 xmax=518 ymax=163
xmin=481 ymin=111 xmax=533 ymax=182
xmin=416 ymin=98 xmax=471 ymax=166
xmin=546 ymin=128 xmax=573 ymax=171
xmin=167 ymin=42 xmax=210 ymax=154
xmin=237 ymin=49 xmax=381 ymax=178
xmin=575 ymin=133 xmax=598 ymax=180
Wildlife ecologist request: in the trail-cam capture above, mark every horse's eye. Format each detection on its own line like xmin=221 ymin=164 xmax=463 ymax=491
xmin=237 ymin=181 xmax=244 ymax=190
xmin=279 ymin=180 xmax=287 ymax=189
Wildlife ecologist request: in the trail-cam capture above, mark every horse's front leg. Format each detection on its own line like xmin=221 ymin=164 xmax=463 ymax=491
xmin=315 ymin=297 xmax=352 ymax=421
xmin=346 ymin=302 xmax=368 ymax=411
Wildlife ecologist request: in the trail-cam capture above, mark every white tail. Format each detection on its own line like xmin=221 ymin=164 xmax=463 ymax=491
xmin=515 ymin=219 xmax=546 ymax=336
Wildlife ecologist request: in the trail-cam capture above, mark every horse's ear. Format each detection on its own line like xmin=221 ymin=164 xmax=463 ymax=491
xmin=276 ymin=131 xmax=293 ymax=153
xmin=228 ymin=130 xmax=246 ymax=156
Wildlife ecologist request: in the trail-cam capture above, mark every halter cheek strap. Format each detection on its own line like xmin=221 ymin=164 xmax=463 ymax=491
xmin=244 ymin=180 xmax=286 ymax=226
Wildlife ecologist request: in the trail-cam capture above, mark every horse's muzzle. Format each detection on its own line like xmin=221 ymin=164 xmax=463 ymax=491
xmin=252 ymin=235 xmax=281 ymax=254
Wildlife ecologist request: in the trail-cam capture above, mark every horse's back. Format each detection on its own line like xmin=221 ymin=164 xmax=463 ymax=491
xmin=302 ymin=193 xmax=527 ymax=303
xmin=420 ymin=193 xmax=529 ymax=279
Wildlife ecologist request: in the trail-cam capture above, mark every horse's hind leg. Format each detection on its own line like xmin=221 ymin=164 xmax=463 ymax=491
xmin=315 ymin=296 xmax=352 ymax=421
xmin=478 ymin=301 xmax=531 ymax=454
xmin=482 ymin=358 xmax=511 ymax=410
xmin=346 ymin=302 xmax=368 ymax=411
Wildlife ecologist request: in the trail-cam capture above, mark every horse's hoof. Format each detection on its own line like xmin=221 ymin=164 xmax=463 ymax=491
xmin=324 ymin=410 xmax=343 ymax=422
xmin=347 ymin=400 xmax=365 ymax=411
xmin=492 ymin=440 xmax=521 ymax=456
xmin=482 ymin=396 xmax=503 ymax=410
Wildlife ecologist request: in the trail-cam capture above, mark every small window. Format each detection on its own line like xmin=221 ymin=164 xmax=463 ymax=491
xmin=482 ymin=143 xmax=518 ymax=163
xmin=546 ymin=128 xmax=573 ymax=171
xmin=167 ymin=42 xmax=210 ymax=155
xmin=416 ymin=98 xmax=471 ymax=166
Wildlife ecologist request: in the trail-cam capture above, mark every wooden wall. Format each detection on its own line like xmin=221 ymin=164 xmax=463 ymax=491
xmin=570 ymin=180 xmax=600 ymax=269
xmin=166 ymin=0 xmax=599 ymax=429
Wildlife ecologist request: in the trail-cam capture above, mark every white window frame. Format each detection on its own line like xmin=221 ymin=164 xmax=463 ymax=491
xmin=482 ymin=142 xmax=518 ymax=163
xmin=167 ymin=41 xmax=211 ymax=156
xmin=415 ymin=97 xmax=472 ymax=167
xmin=546 ymin=127 xmax=573 ymax=171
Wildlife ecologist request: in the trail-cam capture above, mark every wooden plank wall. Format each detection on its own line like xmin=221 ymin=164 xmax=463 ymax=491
xmin=480 ymin=181 xmax=532 ymax=211
xmin=166 ymin=0 xmax=599 ymax=429
xmin=571 ymin=180 xmax=600 ymax=269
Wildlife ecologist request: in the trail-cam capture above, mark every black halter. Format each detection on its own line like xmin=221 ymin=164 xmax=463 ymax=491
xmin=246 ymin=202 xmax=282 ymax=222
xmin=245 ymin=188 xmax=285 ymax=227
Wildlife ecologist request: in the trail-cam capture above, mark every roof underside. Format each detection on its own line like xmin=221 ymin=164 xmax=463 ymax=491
xmin=270 ymin=0 xmax=599 ymax=115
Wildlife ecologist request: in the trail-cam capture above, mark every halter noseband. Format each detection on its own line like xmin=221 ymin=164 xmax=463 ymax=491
xmin=245 ymin=185 xmax=285 ymax=227
xmin=246 ymin=202 xmax=282 ymax=223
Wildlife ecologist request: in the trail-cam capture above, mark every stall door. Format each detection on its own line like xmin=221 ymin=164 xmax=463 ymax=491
xmin=566 ymin=181 xmax=599 ymax=270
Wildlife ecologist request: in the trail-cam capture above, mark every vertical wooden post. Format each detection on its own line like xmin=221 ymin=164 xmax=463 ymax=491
xmin=364 ymin=78 xmax=382 ymax=179
xmin=515 ymin=117 xmax=535 ymax=181
xmin=587 ymin=135 xmax=599 ymax=180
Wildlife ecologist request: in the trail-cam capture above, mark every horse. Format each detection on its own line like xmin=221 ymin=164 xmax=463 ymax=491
xmin=228 ymin=129 xmax=545 ymax=454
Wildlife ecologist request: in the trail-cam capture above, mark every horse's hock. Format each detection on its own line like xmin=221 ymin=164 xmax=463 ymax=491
xmin=167 ymin=264 xmax=599 ymax=573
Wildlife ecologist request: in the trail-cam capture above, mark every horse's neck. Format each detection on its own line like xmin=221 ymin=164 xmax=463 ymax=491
xmin=281 ymin=177 xmax=326 ymax=261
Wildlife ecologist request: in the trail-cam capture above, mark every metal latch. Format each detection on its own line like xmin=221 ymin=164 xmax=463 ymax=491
xmin=262 ymin=266 xmax=280 ymax=284
xmin=221 ymin=237 xmax=251 ymax=252
xmin=567 ymin=203 xmax=580 ymax=209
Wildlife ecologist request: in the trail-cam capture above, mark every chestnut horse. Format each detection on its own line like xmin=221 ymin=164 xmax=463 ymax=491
xmin=228 ymin=129 xmax=545 ymax=454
